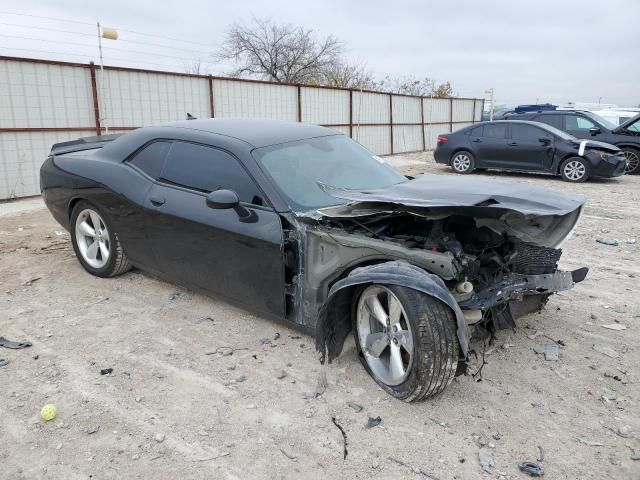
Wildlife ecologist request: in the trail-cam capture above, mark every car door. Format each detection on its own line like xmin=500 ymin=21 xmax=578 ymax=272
xmin=472 ymin=123 xmax=509 ymax=167
xmin=143 ymin=140 xmax=285 ymax=318
xmin=564 ymin=113 xmax=601 ymax=139
xmin=508 ymin=123 xmax=555 ymax=171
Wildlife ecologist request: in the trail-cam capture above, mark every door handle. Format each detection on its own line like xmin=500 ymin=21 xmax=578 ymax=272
xmin=472 ymin=138 xmax=481 ymax=143
xmin=509 ymin=142 xmax=518 ymax=146
xmin=149 ymin=196 xmax=165 ymax=206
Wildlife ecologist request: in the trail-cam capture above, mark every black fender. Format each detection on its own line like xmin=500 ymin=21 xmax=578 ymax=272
xmin=315 ymin=260 xmax=470 ymax=364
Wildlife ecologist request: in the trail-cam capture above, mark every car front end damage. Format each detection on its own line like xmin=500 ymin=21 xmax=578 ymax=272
xmin=304 ymin=175 xmax=588 ymax=367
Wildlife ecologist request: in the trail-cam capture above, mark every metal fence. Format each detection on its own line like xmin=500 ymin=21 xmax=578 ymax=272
xmin=0 ymin=55 xmax=483 ymax=199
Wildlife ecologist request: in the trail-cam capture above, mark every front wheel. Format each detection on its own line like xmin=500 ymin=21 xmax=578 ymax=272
xmin=560 ymin=157 xmax=589 ymax=183
xmin=353 ymin=285 xmax=459 ymax=402
xmin=621 ymin=148 xmax=640 ymax=174
xmin=450 ymin=151 xmax=475 ymax=174
xmin=70 ymin=201 xmax=132 ymax=278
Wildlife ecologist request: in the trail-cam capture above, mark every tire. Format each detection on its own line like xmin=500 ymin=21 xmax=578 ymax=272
xmin=560 ymin=157 xmax=589 ymax=183
xmin=353 ymin=284 xmax=459 ymax=402
xmin=70 ymin=200 xmax=132 ymax=278
xmin=621 ymin=147 xmax=640 ymax=175
xmin=450 ymin=151 xmax=475 ymax=174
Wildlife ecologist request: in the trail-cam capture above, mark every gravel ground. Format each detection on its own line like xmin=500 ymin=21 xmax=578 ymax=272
xmin=1 ymin=152 xmax=639 ymax=479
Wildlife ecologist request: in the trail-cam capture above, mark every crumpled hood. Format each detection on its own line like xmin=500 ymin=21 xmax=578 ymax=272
xmin=318 ymin=175 xmax=585 ymax=248
xmin=569 ymin=139 xmax=620 ymax=153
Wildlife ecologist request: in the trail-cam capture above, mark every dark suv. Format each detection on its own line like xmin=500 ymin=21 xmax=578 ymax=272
xmin=507 ymin=111 xmax=640 ymax=174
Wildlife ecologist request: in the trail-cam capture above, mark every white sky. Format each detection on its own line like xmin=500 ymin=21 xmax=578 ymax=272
xmin=2 ymin=0 xmax=639 ymax=107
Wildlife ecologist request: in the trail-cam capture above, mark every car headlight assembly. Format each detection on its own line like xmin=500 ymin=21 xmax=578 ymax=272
xmin=598 ymin=151 xmax=613 ymax=161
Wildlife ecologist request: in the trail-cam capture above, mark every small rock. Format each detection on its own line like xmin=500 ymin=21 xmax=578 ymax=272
xmin=135 ymin=396 xmax=142 ymax=403
xmin=347 ymin=402 xmax=363 ymax=413
xmin=533 ymin=344 xmax=559 ymax=361
xmin=350 ymin=387 xmax=366 ymax=397
xmin=601 ymin=389 xmax=617 ymax=402
xmin=198 ymin=429 xmax=209 ymax=436
xmin=609 ymin=454 xmax=621 ymax=465
xmin=132 ymin=453 xmax=140 ymax=460
xmin=258 ymin=338 xmax=271 ymax=345
xmin=86 ymin=425 xmax=100 ymax=435
xmin=56 ymin=443 xmax=62 ymax=450
xmin=246 ymin=404 xmax=256 ymax=409
xmin=631 ymin=452 xmax=640 ymax=461
xmin=593 ymin=344 xmax=620 ymax=359
xmin=304 ymin=407 xmax=315 ymax=418
xmin=236 ymin=374 xmax=247 ymax=383
xmin=601 ymin=324 xmax=626 ymax=331
xmin=596 ymin=238 xmax=619 ymax=247
xmin=366 ymin=416 xmax=382 ymax=429
xmin=276 ymin=370 xmax=287 ymax=380
xmin=617 ymin=425 xmax=633 ymax=438
xmin=626 ymin=238 xmax=637 ymax=245
xmin=478 ymin=449 xmax=495 ymax=473
xmin=154 ymin=433 xmax=165 ymax=443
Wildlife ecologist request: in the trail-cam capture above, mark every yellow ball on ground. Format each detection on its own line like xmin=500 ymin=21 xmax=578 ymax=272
xmin=40 ymin=404 xmax=57 ymax=421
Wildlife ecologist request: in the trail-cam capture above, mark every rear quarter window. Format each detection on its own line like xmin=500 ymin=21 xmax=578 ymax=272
xmin=128 ymin=141 xmax=171 ymax=179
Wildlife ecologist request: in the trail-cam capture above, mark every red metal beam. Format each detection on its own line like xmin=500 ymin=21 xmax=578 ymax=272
xmin=208 ymin=75 xmax=215 ymax=118
xmin=389 ymin=94 xmax=394 ymax=155
xmin=88 ymin=62 xmax=101 ymax=136
xmin=420 ymin=97 xmax=426 ymax=151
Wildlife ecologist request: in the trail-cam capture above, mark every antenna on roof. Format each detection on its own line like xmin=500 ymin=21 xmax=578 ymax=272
xmin=186 ymin=113 xmax=197 ymax=120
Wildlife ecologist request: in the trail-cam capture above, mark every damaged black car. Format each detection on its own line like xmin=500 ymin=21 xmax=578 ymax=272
xmin=40 ymin=119 xmax=588 ymax=401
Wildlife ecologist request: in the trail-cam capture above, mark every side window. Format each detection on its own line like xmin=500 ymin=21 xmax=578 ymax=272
xmin=511 ymin=124 xmax=551 ymax=142
xmin=128 ymin=141 xmax=172 ymax=179
xmin=537 ymin=114 xmax=563 ymax=129
xmin=483 ymin=123 xmax=507 ymax=139
xmin=566 ymin=115 xmax=596 ymax=131
xmin=159 ymin=142 xmax=265 ymax=205
xmin=469 ymin=126 xmax=483 ymax=136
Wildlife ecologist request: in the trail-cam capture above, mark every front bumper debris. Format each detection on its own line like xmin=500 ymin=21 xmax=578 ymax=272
xmin=459 ymin=267 xmax=589 ymax=310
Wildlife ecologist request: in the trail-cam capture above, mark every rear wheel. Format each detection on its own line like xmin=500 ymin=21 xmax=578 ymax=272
xmin=70 ymin=201 xmax=132 ymax=278
xmin=450 ymin=151 xmax=475 ymax=174
xmin=621 ymin=147 xmax=640 ymax=174
xmin=560 ymin=157 xmax=589 ymax=182
xmin=353 ymin=285 xmax=459 ymax=402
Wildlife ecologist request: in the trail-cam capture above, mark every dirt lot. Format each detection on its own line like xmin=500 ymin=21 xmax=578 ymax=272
xmin=1 ymin=153 xmax=639 ymax=479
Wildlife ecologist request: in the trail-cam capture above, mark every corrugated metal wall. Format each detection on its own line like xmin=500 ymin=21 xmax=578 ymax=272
xmin=0 ymin=56 xmax=482 ymax=199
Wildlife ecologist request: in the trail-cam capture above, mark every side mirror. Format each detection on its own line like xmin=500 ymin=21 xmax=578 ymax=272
xmin=589 ymin=127 xmax=601 ymax=135
xmin=206 ymin=189 xmax=239 ymax=209
xmin=539 ymin=137 xmax=551 ymax=145
xmin=205 ymin=189 xmax=257 ymax=223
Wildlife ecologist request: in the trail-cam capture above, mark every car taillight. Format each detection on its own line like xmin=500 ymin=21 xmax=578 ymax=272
xmin=437 ymin=136 xmax=448 ymax=143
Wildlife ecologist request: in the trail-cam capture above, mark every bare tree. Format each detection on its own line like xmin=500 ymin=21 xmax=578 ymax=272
xmin=216 ymin=17 xmax=343 ymax=83
xmin=373 ymin=75 xmax=456 ymax=97
xmin=319 ymin=60 xmax=376 ymax=89
xmin=183 ymin=58 xmax=204 ymax=75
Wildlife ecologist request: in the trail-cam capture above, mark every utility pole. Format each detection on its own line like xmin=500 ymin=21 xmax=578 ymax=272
xmin=485 ymin=88 xmax=495 ymax=121
xmin=96 ymin=22 xmax=118 ymax=134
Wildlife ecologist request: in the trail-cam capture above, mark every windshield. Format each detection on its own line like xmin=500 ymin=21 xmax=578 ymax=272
xmin=584 ymin=112 xmax=617 ymax=130
xmin=252 ymin=135 xmax=407 ymax=211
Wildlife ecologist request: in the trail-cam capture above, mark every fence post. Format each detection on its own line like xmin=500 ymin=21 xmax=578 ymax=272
xmin=208 ymin=75 xmax=215 ymax=118
xmin=349 ymin=90 xmax=353 ymax=138
xmin=297 ymin=85 xmax=302 ymax=122
xmin=89 ymin=62 xmax=101 ymax=136
xmin=420 ymin=97 xmax=426 ymax=151
xmin=449 ymin=97 xmax=453 ymax=133
xmin=389 ymin=94 xmax=394 ymax=155
xmin=472 ymin=99 xmax=476 ymax=124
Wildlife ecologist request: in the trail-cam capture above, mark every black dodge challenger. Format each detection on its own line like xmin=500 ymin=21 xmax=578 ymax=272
xmin=41 ymin=119 xmax=588 ymax=401
xmin=435 ymin=120 xmax=626 ymax=182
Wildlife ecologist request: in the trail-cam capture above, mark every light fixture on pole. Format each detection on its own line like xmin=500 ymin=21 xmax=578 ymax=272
xmin=97 ymin=22 xmax=118 ymax=134
xmin=484 ymin=88 xmax=494 ymax=121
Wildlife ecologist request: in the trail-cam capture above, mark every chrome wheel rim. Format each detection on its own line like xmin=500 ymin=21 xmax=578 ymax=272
xmin=75 ymin=209 xmax=110 ymax=269
xmin=356 ymin=286 xmax=413 ymax=386
xmin=564 ymin=160 xmax=586 ymax=181
xmin=452 ymin=154 xmax=471 ymax=172
xmin=623 ymin=150 xmax=639 ymax=174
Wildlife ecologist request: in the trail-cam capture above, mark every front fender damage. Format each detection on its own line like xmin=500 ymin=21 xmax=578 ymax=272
xmin=315 ymin=260 xmax=469 ymax=364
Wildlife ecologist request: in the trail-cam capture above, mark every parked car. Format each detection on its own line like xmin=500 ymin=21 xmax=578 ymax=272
xmin=506 ymin=110 xmax=640 ymax=174
xmin=41 ymin=119 xmax=588 ymax=401
xmin=435 ymin=120 xmax=626 ymax=182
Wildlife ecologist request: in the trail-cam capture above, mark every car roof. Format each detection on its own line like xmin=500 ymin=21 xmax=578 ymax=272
xmin=157 ymin=118 xmax=338 ymax=148
xmin=479 ymin=120 xmax=555 ymax=130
